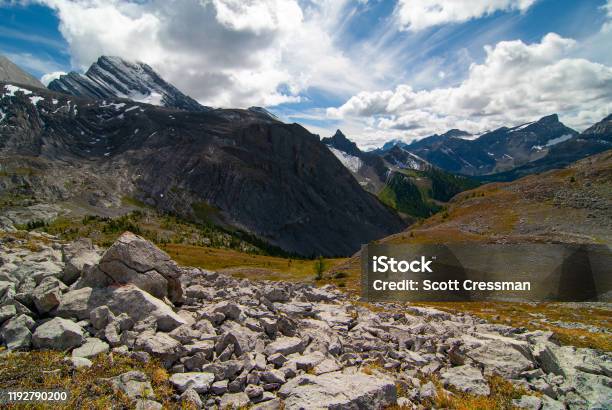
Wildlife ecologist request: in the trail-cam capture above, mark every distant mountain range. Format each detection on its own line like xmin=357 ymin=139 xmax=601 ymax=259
xmin=48 ymin=56 xmax=209 ymax=112
xmin=373 ymin=114 xmax=611 ymax=181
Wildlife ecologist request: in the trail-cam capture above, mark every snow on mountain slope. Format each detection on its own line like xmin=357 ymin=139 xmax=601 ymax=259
xmin=328 ymin=146 xmax=363 ymax=173
xmin=48 ymin=56 xmax=209 ymax=112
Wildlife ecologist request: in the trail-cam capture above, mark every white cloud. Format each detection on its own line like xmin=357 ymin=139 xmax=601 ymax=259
xmin=395 ymin=0 xmax=537 ymax=31
xmin=33 ymin=0 xmax=378 ymax=108
xmin=40 ymin=71 xmax=66 ymax=85
xmin=328 ymin=33 xmax=612 ymax=144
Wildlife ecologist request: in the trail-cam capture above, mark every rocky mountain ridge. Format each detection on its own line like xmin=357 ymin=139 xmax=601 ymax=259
xmin=0 ymin=82 xmax=405 ymax=256
xmin=377 ymin=114 xmax=612 ymax=180
xmin=0 ymin=230 xmax=609 ymax=409
xmin=48 ymin=56 xmax=209 ymax=112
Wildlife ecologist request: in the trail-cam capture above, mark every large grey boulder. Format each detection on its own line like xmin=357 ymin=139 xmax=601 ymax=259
xmin=169 ymin=372 xmax=214 ymax=393
xmin=0 ymin=314 xmax=35 ymax=350
xmin=55 ymin=287 xmax=107 ymax=320
xmin=440 ymin=365 xmax=490 ymax=396
xmin=134 ymin=331 xmax=183 ymax=367
xmin=62 ymin=238 xmax=100 ymax=285
xmin=77 ymin=232 xmax=183 ymax=303
xmin=56 ymin=285 xmax=186 ymax=331
xmin=278 ymin=369 xmax=397 ymax=409
xmin=32 ymin=317 xmax=84 ymax=350
xmin=105 ymin=285 xmax=187 ymax=332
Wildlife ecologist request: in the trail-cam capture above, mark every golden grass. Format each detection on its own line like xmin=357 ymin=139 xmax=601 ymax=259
xmin=163 ymin=243 xmax=348 ymax=282
xmin=0 ymin=351 xmax=177 ymax=409
xmin=417 ymin=301 xmax=611 ymax=351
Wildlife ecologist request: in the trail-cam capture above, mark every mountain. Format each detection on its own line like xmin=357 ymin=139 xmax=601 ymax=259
xmin=48 ymin=56 xmax=208 ymax=112
xmin=0 ymin=82 xmax=405 ymax=256
xmin=322 ymin=130 xmax=388 ymax=193
xmin=322 ymin=130 xmax=479 ymax=219
xmin=399 ymin=114 xmax=579 ymax=176
xmin=0 ymin=55 xmax=45 ymax=89
xmin=476 ymin=114 xmax=612 ymax=182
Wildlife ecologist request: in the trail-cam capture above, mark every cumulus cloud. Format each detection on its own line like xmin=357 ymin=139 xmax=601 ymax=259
xmin=394 ymin=0 xmax=537 ymax=31
xmin=40 ymin=71 xmax=66 ymax=85
xmin=327 ymin=33 xmax=612 ymax=142
xmin=34 ymin=0 xmax=376 ymax=108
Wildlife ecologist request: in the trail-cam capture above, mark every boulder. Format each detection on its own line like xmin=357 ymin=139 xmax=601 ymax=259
xmin=180 ymin=388 xmax=203 ymax=409
xmin=219 ymin=392 xmax=250 ymax=409
xmin=278 ymin=369 xmax=397 ymax=410
xmin=440 ymin=365 xmax=490 ymax=396
xmin=72 ymin=337 xmax=110 ymax=359
xmin=134 ymin=331 xmax=183 ymax=367
xmin=106 ymin=285 xmax=187 ymax=332
xmin=89 ymin=306 xmax=115 ymax=330
xmin=62 ymin=238 xmax=100 ymax=285
xmin=55 ymin=287 xmax=107 ymax=320
xmin=469 ymin=339 xmax=534 ymax=379
xmin=169 ymin=372 xmax=214 ymax=393
xmin=264 ymin=336 xmax=305 ymax=357
xmin=78 ymin=232 xmax=183 ymax=303
xmin=32 ymin=277 xmax=67 ymax=314
xmin=32 ymin=317 xmax=84 ymax=350
xmin=0 ymin=304 xmax=17 ymax=325
xmin=0 ymin=314 xmax=35 ymax=350
xmin=56 ymin=285 xmax=186 ymax=331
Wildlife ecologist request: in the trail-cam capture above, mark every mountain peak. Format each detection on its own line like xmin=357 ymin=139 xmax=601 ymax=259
xmin=0 ymin=55 xmax=45 ymax=89
xmin=536 ymin=113 xmax=560 ymax=124
xmin=441 ymin=129 xmax=471 ymax=138
xmin=322 ymin=129 xmax=362 ymax=156
xmin=48 ymin=55 xmax=209 ymax=112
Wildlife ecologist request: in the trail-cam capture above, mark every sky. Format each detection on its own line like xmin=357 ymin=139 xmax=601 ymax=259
xmin=1 ymin=0 xmax=611 ymax=150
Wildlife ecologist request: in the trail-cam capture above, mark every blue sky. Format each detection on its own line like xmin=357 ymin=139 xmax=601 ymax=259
xmin=1 ymin=0 xmax=611 ymax=148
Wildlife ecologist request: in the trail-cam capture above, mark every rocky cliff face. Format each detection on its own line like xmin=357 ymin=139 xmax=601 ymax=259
xmin=48 ymin=56 xmax=209 ymax=112
xmin=0 ymin=231 xmax=609 ymax=409
xmin=0 ymin=82 xmax=405 ymax=256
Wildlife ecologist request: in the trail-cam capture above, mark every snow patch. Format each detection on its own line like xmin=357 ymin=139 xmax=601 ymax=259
xmin=133 ymin=91 xmax=163 ymax=106
xmin=29 ymin=96 xmax=44 ymax=105
xmin=511 ymin=122 xmax=534 ymax=132
xmin=328 ymin=147 xmax=362 ymax=173
xmin=545 ymin=134 xmax=573 ymax=147
xmin=3 ymin=84 xmax=33 ymax=97
xmin=100 ymin=102 xmax=126 ymax=110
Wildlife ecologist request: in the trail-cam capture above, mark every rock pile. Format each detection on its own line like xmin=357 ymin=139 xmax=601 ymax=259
xmin=0 ymin=232 xmax=610 ymax=409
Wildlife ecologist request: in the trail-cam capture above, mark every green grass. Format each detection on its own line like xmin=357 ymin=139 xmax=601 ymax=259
xmin=378 ymin=173 xmax=440 ymax=218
